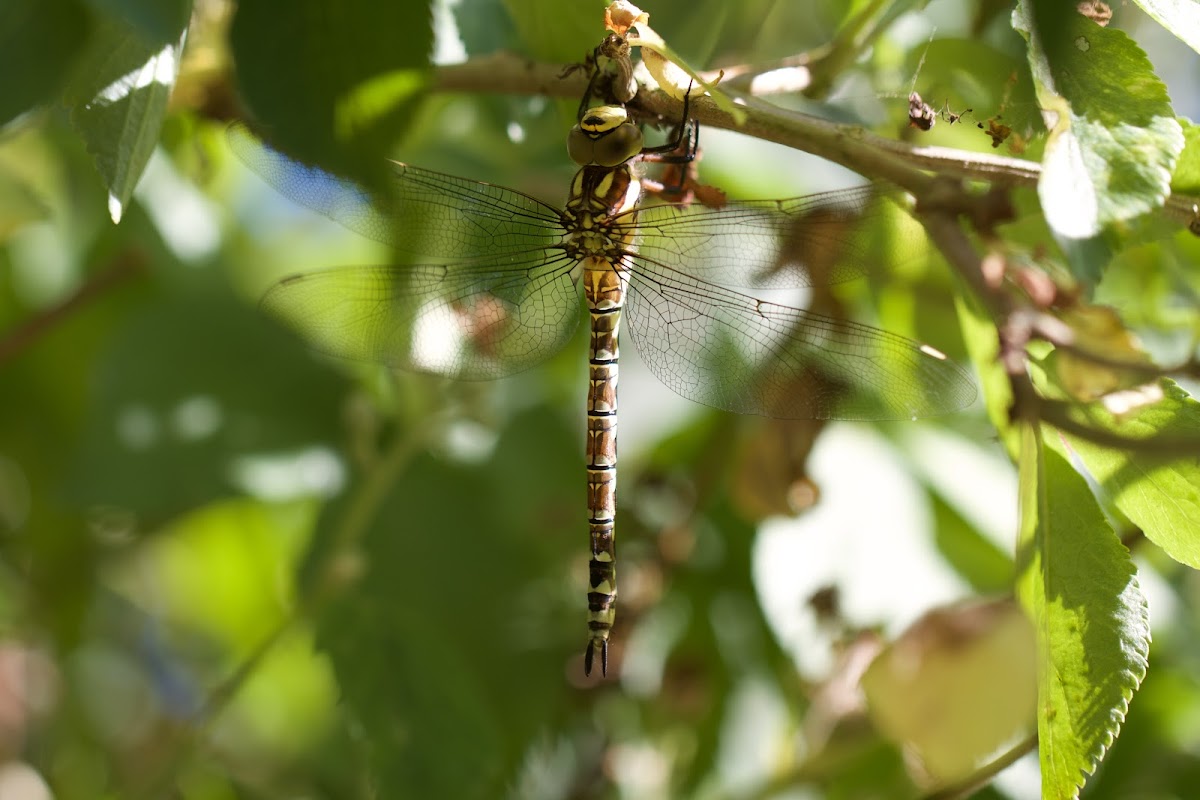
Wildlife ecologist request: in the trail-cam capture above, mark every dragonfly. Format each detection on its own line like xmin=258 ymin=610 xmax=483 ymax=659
xmin=229 ymin=99 xmax=975 ymax=677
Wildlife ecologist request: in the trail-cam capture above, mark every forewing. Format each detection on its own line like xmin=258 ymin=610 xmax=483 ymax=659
xmin=622 ymin=255 xmax=976 ymax=420
xmin=628 ymin=185 xmax=890 ymax=289
xmin=261 ymin=251 xmax=583 ymax=380
xmin=228 ymin=123 xmax=565 ymax=259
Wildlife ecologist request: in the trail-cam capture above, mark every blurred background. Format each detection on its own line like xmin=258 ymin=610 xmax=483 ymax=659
xmin=2 ymin=0 xmax=1200 ymax=798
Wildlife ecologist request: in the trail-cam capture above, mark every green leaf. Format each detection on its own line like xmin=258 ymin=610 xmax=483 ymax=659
xmin=1061 ymin=379 xmax=1200 ymax=569
xmin=501 ymin=0 xmax=602 ymax=63
xmin=83 ymin=0 xmax=192 ymax=46
xmin=1170 ymin=118 xmax=1200 ymax=194
xmin=0 ymin=0 xmax=91 ymax=125
xmin=1132 ymin=0 xmax=1200 ymax=56
xmin=67 ymin=280 xmax=348 ymax=523
xmin=1016 ymin=425 xmax=1150 ymax=799
xmin=229 ymin=0 xmax=434 ymax=193
xmin=954 ymin=291 xmax=1016 ymax=456
xmin=1013 ymin=2 xmax=1184 ymax=266
xmin=65 ymin=16 xmax=184 ymax=222
xmin=455 ymin=0 xmax=522 ymax=56
xmin=316 ymin=409 xmax=579 ymax=799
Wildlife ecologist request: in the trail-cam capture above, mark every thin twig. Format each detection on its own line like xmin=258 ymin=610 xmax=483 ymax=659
xmin=433 ymin=53 xmax=1200 ymax=222
xmin=919 ymin=205 xmax=1013 ymax=321
xmin=1040 ymin=400 xmax=1200 ymax=456
xmin=704 ymin=56 xmax=812 ymax=95
xmin=130 ymin=617 xmax=300 ymax=799
xmin=0 ymin=250 xmax=146 ymax=363
xmin=921 ymin=204 xmax=1200 ymax=457
xmin=305 ymin=423 xmax=431 ymax=608
xmin=920 ymin=732 xmax=1038 ymax=800
xmin=131 ymin=423 xmax=429 ymax=799
xmin=1042 ymin=337 xmax=1200 ymax=382
xmin=803 ymin=0 xmax=898 ymax=99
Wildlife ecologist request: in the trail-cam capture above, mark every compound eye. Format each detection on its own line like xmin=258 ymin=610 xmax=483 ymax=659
xmin=567 ymin=126 xmax=596 ymax=166
xmin=592 ymin=123 xmax=643 ymax=167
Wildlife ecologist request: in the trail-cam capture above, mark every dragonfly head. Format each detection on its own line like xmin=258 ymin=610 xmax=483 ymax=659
xmin=568 ymin=104 xmax=644 ymax=168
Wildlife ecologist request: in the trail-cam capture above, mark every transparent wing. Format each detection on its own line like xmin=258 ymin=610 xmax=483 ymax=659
xmin=261 ymin=251 xmax=583 ymax=380
xmin=622 ymin=255 xmax=975 ymax=420
xmin=625 ymin=185 xmax=891 ymax=289
xmin=228 ymin=123 xmax=566 ymax=260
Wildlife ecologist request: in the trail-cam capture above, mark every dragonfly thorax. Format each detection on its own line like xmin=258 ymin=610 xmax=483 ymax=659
xmin=562 ymin=164 xmax=641 ymax=260
xmin=568 ymin=104 xmax=644 ymax=167
xmin=565 ymin=225 xmax=617 ymax=262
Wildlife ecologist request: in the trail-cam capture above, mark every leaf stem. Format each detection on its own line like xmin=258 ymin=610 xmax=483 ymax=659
xmin=0 ymin=250 xmax=146 ymax=363
xmin=803 ymin=0 xmax=898 ymax=98
xmin=919 ymin=732 xmax=1038 ymax=800
xmin=431 ymin=52 xmax=1200 ymax=221
xmin=306 ymin=422 xmax=430 ymax=610
xmin=130 ymin=419 xmax=427 ymax=799
xmin=922 ymin=200 xmax=1200 ymax=456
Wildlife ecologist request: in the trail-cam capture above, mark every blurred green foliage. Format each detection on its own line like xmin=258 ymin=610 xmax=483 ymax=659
xmin=2 ymin=1 xmax=1200 ymax=799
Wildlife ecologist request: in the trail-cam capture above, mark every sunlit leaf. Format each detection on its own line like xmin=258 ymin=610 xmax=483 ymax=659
xmin=66 ymin=17 xmax=184 ymax=222
xmin=1013 ymin=1 xmax=1183 ymax=275
xmin=1132 ymin=0 xmax=1200 ymax=56
xmin=1016 ymin=426 xmax=1150 ymax=799
xmin=1171 ymin=118 xmax=1200 ymax=194
xmin=1061 ymin=379 xmax=1200 ymax=569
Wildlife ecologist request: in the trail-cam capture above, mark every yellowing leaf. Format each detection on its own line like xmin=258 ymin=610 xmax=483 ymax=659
xmin=1063 ymin=379 xmax=1200 ymax=569
xmin=863 ymin=598 xmax=1036 ymax=787
xmin=1055 ymin=305 xmax=1154 ymax=402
